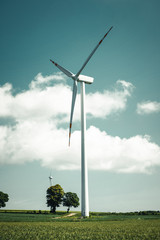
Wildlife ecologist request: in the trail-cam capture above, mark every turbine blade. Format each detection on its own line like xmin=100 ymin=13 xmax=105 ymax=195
xmin=75 ymin=26 xmax=113 ymax=78
xmin=50 ymin=59 xmax=74 ymax=78
xmin=69 ymin=80 xmax=77 ymax=146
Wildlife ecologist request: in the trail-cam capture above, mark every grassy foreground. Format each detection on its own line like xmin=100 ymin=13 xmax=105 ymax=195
xmin=0 ymin=211 xmax=160 ymax=239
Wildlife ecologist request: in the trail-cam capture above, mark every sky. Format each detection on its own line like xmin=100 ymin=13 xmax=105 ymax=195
xmin=0 ymin=0 xmax=160 ymax=212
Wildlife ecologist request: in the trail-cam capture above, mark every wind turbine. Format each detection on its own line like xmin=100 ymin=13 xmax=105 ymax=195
xmin=50 ymin=26 xmax=113 ymax=217
xmin=49 ymin=172 xmax=53 ymax=186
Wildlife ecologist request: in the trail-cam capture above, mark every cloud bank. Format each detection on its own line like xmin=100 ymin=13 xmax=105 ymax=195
xmin=0 ymin=73 xmax=160 ymax=173
xmin=137 ymin=101 xmax=160 ymax=115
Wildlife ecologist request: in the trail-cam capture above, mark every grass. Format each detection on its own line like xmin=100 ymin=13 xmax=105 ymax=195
xmin=0 ymin=210 xmax=67 ymax=222
xmin=0 ymin=220 xmax=160 ymax=239
xmin=0 ymin=210 xmax=160 ymax=239
xmin=1 ymin=211 xmax=160 ymax=223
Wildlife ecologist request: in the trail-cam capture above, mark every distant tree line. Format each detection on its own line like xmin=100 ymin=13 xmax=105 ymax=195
xmin=90 ymin=211 xmax=160 ymax=216
xmin=46 ymin=184 xmax=79 ymax=213
xmin=118 ymin=211 xmax=160 ymax=215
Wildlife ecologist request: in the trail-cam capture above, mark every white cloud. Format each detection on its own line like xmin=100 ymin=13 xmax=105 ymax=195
xmin=87 ymin=126 xmax=160 ymax=173
xmin=137 ymin=101 xmax=160 ymax=115
xmin=29 ymin=72 xmax=66 ymax=89
xmin=0 ymin=75 xmax=133 ymax=122
xmin=0 ymin=80 xmax=71 ymax=123
xmin=0 ymin=73 xmax=160 ymax=174
xmin=86 ymin=80 xmax=134 ymax=118
xmin=0 ymin=123 xmax=160 ymax=173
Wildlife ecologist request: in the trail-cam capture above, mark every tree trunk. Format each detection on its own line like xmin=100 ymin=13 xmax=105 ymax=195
xmin=51 ymin=206 xmax=56 ymax=213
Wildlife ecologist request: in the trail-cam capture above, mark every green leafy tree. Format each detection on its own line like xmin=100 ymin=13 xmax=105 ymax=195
xmin=0 ymin=191 xmax=9 ymax=208
xmin=63 ymin=192 xmax=79 ymax=213
xmin=46 ymin=184 xmax=64 ymax=213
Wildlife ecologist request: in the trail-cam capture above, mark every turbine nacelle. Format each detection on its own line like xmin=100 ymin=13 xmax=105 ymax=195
xmin=77 ymin=75 xmax=94 ymax=84
xmin=72 ymin=74 xmax=94 ymax=84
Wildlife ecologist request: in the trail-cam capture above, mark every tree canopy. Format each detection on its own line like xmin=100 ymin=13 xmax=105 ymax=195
xmin=46 ymin=184 xmax=64 ymax=213
xmin=63 ymin=192 xmax=79 ymax=212
xmin=0 ymin=191 xmax=9 ymax=208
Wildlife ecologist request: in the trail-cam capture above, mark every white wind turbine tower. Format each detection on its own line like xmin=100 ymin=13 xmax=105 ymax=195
xmin=50 ymin=26 xmax=113 ymax=217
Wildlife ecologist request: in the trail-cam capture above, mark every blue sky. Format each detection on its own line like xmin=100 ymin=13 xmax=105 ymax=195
xmin=0 ymin=0 xmax=160 ymax=212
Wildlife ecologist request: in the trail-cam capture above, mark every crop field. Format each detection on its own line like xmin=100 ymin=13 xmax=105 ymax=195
xmin=0 ymin=212 xmax=160 ymax=239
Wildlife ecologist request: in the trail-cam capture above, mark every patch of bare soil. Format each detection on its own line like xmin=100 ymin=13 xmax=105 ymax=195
xmin=53 ymin=213 xmax=77 ymax=219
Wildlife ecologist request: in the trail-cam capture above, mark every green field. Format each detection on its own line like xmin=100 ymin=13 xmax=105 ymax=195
xmin=0 ymin=211 xmax=160 ymax=239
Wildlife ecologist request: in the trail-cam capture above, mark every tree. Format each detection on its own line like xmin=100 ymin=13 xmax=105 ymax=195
xmin=63 ymin=192 xmax=79 ymax=213
xmin=0 ymin=191 xmax=9 ymax=208
xmin=46 ymin=184 xmax=64 ymax=213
